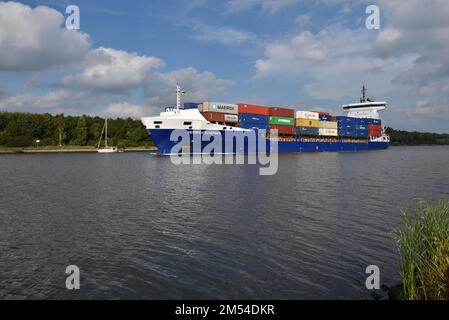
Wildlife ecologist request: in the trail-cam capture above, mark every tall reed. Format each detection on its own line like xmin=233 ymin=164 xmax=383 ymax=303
xmin=394 ymin=200 xmax=449 ymax=300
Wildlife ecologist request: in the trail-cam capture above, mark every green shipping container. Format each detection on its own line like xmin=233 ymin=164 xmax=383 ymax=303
xmin=269 ymin=116 xmax=294 ymax=126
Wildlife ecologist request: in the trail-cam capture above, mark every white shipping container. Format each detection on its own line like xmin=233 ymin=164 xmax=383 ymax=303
xmin=224 ymin=114 xmax=238 ymax=123
xmin=201 ymin=102 xmax=238 ymax=114
xmin=295 ymin=110 xmax=320 ymax=120
xmin=319 ymin=121 xmax=338 ymax=129
xmin=319 ymin=128 xmax=338 ymax=136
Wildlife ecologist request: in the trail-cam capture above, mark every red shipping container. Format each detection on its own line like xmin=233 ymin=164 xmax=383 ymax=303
xmin=269 ymin=107 xmax=295 ymax=118
xmin=202 ymin=112 xmax=224 ymax=122
xmin=368 ymin=124 xmax=382 ymax=131
xmin=237 ymin=104 xmax=271 ymax=116
xmin=269 ymin=125 xmax=295 ymax=135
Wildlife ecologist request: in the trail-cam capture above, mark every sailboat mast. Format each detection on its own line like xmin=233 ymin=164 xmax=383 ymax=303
xmin=105 ymin=119 xmax=108 ymax=148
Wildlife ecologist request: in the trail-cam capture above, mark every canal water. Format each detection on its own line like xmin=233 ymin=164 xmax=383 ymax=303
xmin=1 ymin=146 xmax=448 ymax=299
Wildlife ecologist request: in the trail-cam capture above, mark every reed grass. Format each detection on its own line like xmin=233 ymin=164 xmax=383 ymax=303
xmin=394 ymin=200 xmax=449 ymax=300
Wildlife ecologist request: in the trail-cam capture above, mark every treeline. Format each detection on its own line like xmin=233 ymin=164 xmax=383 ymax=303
xmin=385 ymin=127 xmax=449 ymax=146
xmin=0 ymin=112 xmax=153 ymax=148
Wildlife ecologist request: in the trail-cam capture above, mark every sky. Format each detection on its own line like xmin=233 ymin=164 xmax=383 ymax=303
xmin=0 ymin=0 xmax=449 ymax=132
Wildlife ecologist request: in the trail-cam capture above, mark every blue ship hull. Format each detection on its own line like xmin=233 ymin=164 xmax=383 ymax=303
xmin=148 ymin=129 xmax=389 ymax=155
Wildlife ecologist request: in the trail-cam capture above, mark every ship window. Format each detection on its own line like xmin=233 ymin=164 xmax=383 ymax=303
xmin=183 ymin=121 xmax=192 ymax=126
xmin=155 ymin=125 xmax=160 ymax=129
xmin=154 ymin=121 xmax=162 ymax=124
xmin=223 ymin=127 xmax=227 ymax=130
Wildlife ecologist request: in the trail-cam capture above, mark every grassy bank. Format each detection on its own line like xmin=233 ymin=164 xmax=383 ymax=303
xmin=394 ymin=200 xmax=449 ymax=300
xmin=0 ymin=145 xmax=157 ymax=153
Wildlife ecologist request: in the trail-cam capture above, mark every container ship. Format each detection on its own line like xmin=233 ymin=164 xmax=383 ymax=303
xmin=141 ymin=85 xmax=390 ymax=154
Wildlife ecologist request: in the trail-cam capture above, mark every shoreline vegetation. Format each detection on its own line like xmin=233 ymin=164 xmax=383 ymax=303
xmin=1 ymin=112 xmax=449 ymax=153
xmin=394 ymin=200 xmax=449 ymax=300
xmin=0 ymin=112 xmax=154 ymax=152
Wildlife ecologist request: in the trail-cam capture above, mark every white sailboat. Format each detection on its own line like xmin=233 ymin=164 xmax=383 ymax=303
xmin=97 ymin=118 xmax=117 ymax=153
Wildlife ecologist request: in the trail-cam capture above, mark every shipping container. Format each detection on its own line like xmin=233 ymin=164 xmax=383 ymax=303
xmin=269 ymin=107 xmax=295 ymax=118
xmin=319 ymin=121 xmax=338 ymax=129
xmin=295 ymin=119 xmax=320 ymax=128
xmin=338 ymin=123 xmax=356 ymax=130
xmin=269 ymin=125 xmax=296 ymax=135
xmin=296 ymin=110 xmax=320 ymax=120
xmin=356 ymin=125 xmax=368 ymax=131
xmin=366 ymin=118 xmax=382 ymax=125
xmin=312 ymin=111 xmax=331 ymax=116
xmin=237 ymin=104 xmax=271 ymax=116
xmin=339 ymin=129 xmax=356 ymax=137
xmin=357 ymin=118 xmax=368 ymax=125
xmin=224 ymin=114 xmax=238 ymax=123
xmin=202 ymin=112 xmax=238 ymax=123
xmin=269 ymin=116 xmax=295 ymax=126
xmin=240 ymin=122 xmax=269 ymax=131
xmin=319 ymin=128 xmax=338 ymax=136
xmin=369 ymin=131 xmax=382 ymax=137
xmin=336 ymin=116 xmax=358 ymax=124
xmin=296 ymin=126 xmax=319 ymax=136
xmin=355 ymin=130 xmax=369 ymax=138
xmin=319 ymin=114 xmax=333 ymax=121
xmin=368 ymin=124 xmax=382 ymax=131
xmin=200 ymin=102 xmax=238 ymax=114
xmin=238 ymin=113 xmax=269 ymax=125
xmin=183 ymin=102 xmax=199 ymax=109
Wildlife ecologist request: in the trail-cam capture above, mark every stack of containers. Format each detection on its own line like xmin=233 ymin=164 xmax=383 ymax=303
xmin=336 ymin=116 xmax=357 ymax=137
xmin=237 ymin=104 xmax=270 ymax=131
xmin=368 ymin=122 xmax=382 ymax=137
xmin=199 ymin=102 xmax=239 ymax=125
xmin=183 ymin=102 xmax=199 ymax=109
xmin=295 ymin=111 xmax=320 ymax=136
xmin=319 ymin=118 xmax=338 ymax=137
xmin=269 ymin=107 xmax=295 ymax=135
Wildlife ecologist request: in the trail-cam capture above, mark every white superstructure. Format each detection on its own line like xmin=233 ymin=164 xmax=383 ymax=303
xmin=141 ymin=84 xmax=248 ymax=132
xmin=341 ymin=85 xmax=387 ymax=119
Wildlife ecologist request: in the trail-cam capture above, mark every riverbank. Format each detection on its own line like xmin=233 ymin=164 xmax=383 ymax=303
xmin=0 ymin=146 xmax=158 ymax=154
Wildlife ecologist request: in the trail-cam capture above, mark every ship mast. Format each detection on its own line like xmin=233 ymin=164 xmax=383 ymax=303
xmin=176 ymin=83 xmax=186 ymax=111
xmin=361 ymin=85 xmax=367 ymax=103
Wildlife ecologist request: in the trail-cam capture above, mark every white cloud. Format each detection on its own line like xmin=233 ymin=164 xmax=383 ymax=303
xmin=193 ymin=25 xmax=254 ymax=45
xmin=0 ymin=89 xmax=97 ymax=114
xmin=103 ymin=102 xmax=149 ymax=119
xmin=144 ymin=67 xmax=234 ymax=107
xmin=61 ymin=47 xmax=165 ymax=93
xmin=0 ymin=2 xmax=90 ymax=71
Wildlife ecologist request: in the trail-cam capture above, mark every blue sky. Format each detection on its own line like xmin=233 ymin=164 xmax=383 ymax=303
xmin=1 ymin=0 xmax=449 ymax=132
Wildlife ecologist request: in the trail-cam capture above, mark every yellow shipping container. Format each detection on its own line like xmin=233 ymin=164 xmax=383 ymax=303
xmin=319 ymin=121 xmax=338 ymax=129
xmin=295 ymin=119 xmax=320 ymax=128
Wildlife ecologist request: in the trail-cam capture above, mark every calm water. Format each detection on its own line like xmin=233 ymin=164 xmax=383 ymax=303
xmin=1 ymin=146 xmax=448 ymax=299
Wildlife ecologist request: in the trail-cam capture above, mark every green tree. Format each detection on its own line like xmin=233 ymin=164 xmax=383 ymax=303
xmin=71 ymin=116 xmax=88 ymax=145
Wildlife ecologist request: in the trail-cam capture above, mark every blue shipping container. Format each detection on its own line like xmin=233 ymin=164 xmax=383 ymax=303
xmin=339 ymin=130 xmax=356 ymax=137
xmin=356 ymin=125 xmax=368 ymax=130
xmin=296 ymin=127 xmax=319 ymax=136
xmin=366 ymin=118 xmax=382 ymax=125
xmin=184 ymin=102 xmax=199 ymax=109
xmin=338 ymin=124 xmax=356 ymax=130
xmin=355 ymin=131 xmax=369 ymax=138
xmin=336 ymin=116 xmax=358 ymax=123
xmin=319 ymin=115 xmax=332 ymax=121
xmin=238 ymin=114 xmax=269 ymax=125
xmin=240 ymin=122 xmax=269 ymax=131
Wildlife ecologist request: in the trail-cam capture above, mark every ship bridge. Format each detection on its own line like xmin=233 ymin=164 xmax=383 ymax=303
xmin=341 ymin=86 xmax=387 ymax=119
